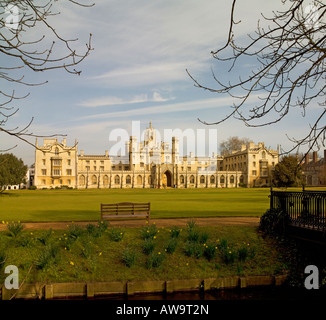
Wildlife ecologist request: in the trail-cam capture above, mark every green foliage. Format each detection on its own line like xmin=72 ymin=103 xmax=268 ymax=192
xmin=35 ymin=244 xmax=60 ymax=270
xmin=108 ymin=227 xmax=124 ymax=242
xmin=67 ymin=224 xmax=84 ymax=240
xmin=237 ymin=245 xmax=249 ymax=262
xmin=140 ymin=223 xmax=158 ymax=240
xmin=273 ymin=156 xmax=303 ymax=187
xmin=146 ymin=251 xmax=165 ymax=269
xmin=203 ymin=243 xmax=217 ymax=261
xmin=0 ymin=250 xmax=6 ymax=269
xmin=142 ymin=238 xmax=156 ymax=255
xmin=186 ymin=219 xmax=197 ymax=230
xmin=165 ymin=238 xmax=178 ymax=254
xmin=7 ymin=221 xmax=24 ymax=238
xmin=15 ymin=234 xmax=35 ymax=247
xmin=86 ymin=220 xmax=108 ymax=238
xmin=184 ymin=241 xmax=204 ymax=259
xmin=221 ymin=248 xmax=237 ymax=265
xmin=169 ymin=225 xmax=182 ymax=238
xmin=121 ymin=247 xmax=137 ymax=268
xmin=37 ymin=229 xmax=53 ymax=245
xmin=79 ymin=239 xmax=94 ymax=259
xmin=0 ymin=153 xmax=28 ymax=190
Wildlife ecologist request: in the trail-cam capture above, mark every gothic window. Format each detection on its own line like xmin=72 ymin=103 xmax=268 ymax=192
xmin=103 ymin=175 xmax=109 ymax=185
xmin=126 ymin=175 xmax=131 ymax=184
xmin=210 ymin=175 xmax=215 ymax=184
xmin=79 ymin=175 xmax=85 ymax=186
xmin=220 ymin=175 xmax=225 ymax=184
xmin=54 ymin=147 xmax=59 ymax=155
xmin=180 ymin=175 xmax=185 ymax=184
xmin=92 ymin=175 xmax=97 ymax=185
xmin=230 ymin=175 xmax=235 ymax=184
xmin=190 ymin=175 xmax=195 ymax=184
xmin=114 ymin=175 xmax=120 ymax=184
xmin=200 ymin=175 xmax=205 ymax=184
xmin=137 ymin=175 xmax=142 ymax=185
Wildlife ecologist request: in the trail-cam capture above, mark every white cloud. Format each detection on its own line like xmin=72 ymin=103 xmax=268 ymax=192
xmin=78 ymin=91 xmax=173 ymax=107
xmin=78 ymin=94 xmax=261 ymax=121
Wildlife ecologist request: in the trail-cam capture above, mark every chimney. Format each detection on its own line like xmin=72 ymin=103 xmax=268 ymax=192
xmin=105 ymin=150 xmax=108 ymax=157
xmin=80 ymin=150 xmax=84 ymax=156
xmin=313 ymin=151 xmax=317 ymax=163
xmin=305 ymin=153 xmax=309 ymax=165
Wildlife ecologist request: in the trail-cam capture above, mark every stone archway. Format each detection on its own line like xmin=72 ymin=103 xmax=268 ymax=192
xmin=162 ymin=170 xmax=172 ymax=187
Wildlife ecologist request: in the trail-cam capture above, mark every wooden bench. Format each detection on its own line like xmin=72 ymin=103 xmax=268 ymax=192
xmin=100 ymin=202 xmax=150 ymax=221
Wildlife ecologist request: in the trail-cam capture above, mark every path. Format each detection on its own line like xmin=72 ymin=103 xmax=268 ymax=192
xmin=0 ymin=217 xmax=260 ymax=231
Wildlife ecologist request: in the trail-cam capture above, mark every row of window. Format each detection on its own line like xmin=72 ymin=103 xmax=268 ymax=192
xmin=78 ymin=174 xmax=244 ymax=186
xmin=41 ymin=169 xmax=72 ymax=176
xmin=41 ymin=159 xmax=71 ymax=166
xmin=42 ymin=179 xmax=71 ymax=185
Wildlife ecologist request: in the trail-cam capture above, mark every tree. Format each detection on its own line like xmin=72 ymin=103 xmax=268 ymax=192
xmin=0 ymin=0 xmax=93 ymax=151
xmin=187 ymin=0 xmax=325 ymax=162
xmin=219 ymin=136 xmax=250 ymax=156
xmin=0 ymin=153 xmax=28 ymax=190
xmin=273 ymin=155 xmax=303 ymax=187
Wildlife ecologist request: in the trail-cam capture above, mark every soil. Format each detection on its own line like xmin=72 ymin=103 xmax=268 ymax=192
xmin=0 ymin=217 xmax=260 ymax=231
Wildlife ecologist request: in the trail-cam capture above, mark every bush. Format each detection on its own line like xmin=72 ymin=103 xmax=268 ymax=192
xmin=121 ymin=247 xmax=137 ymax=268
xmin=259 ymin=208 xmax=288 ymax=235
xmin=221 ymin=249 xmax=237 ymax=265
xmin=37 ymin=229 xmax=53 ymax=245
xmin=67 ymin=224 xmax=84 ymax=240
xmin=35 ymin=244 xmax=59 ymax=270
xmin=143 ymin=238 xmax=156 ymax=255
xmin=186 ymin=219 xmax=197 ymax=230
xmin=237 ymin=245 xmax=249 ymax=262
xmin=7 ymin=221 xmax=24 ymax=238
xmin=169 ymin=226 xmax=182 ymax=238
xmin=140 ymin=223 xmax=158 ymax=240
xmin=15 ymin=234 xmax=35 ymax=248
xmin=187 ymin=228 xmax=200 ymax=242
xmin=204 ymin=243 xmax=217 ymax=261
xmin=146 ymin=252 xmax=165 ymax=269
xmin=165 ymin=238 xmax=178 ymax=254
xmin=108 ymin=227 xmax=124 ymax=242
xmin=86 ymin=221 xmax=108 ymax=238
xmin=184 ymin=241 xmax=204 ymax=259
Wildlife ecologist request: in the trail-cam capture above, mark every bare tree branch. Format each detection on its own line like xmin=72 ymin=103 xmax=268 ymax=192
xmin=188 ymin=0 xmax=326 ymax=162
xmin=0 ymin=0 xmax=93 ymax=150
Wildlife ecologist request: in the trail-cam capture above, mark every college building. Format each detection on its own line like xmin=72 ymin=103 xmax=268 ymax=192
xmin=33 ymin=123 xmax=279 ymax=189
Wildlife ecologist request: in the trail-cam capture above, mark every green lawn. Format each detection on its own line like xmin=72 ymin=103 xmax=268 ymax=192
xmin=0 ymin=188 xmax=272 ymax=222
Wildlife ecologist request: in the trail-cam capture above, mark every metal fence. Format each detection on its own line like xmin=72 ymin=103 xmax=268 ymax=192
xmin=270 ymin=190 xmax=326 ymax=232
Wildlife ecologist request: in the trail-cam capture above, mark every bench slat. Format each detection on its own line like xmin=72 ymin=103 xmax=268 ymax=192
xmin=100 ymin=202 xmax=150 ymax=221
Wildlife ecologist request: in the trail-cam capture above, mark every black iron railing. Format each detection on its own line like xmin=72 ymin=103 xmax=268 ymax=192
xmin=270 ymin=189 xmax=326 ymax=232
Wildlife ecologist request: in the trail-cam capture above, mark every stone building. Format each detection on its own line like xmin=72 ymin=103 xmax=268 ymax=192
xmin=33 ymin=123 xmax=278 ymax=189
xmin=302 ymin=150 xmax=326 ymax=186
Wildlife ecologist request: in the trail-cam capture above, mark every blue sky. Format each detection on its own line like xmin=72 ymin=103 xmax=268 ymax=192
xmin=2 ymin=0 xmax=322 ymax=165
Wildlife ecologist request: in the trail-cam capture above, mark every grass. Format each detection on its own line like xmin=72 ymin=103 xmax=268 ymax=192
xmin=0 ymin=222 xmax=290 ymax=284
xmin=0 ymin=188 xmax=273 ymax=222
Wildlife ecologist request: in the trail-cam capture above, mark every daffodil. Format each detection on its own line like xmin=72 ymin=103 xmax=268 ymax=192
xmin=70 ymin=261 xmax=74 ymax=266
